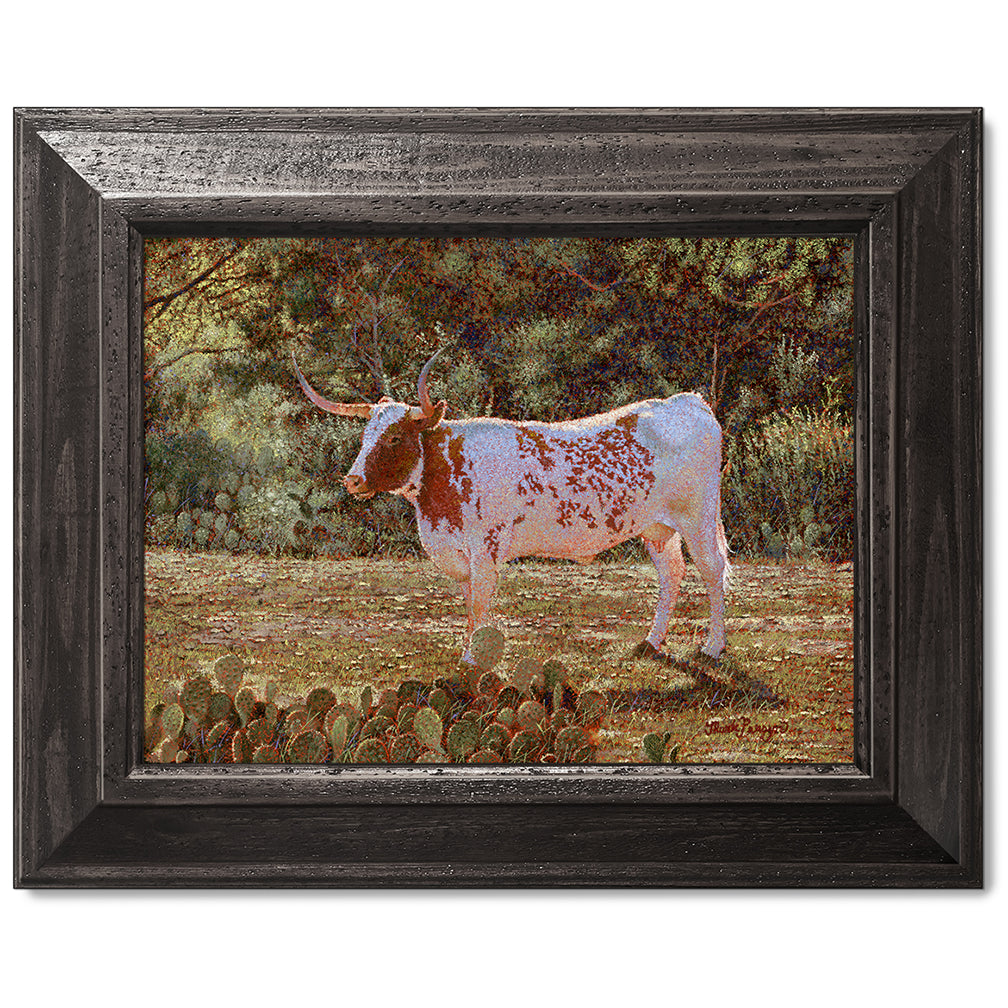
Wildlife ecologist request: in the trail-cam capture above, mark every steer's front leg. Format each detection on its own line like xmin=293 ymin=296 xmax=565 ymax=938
xmin=461 ymin=554 xmax=500 ymax=664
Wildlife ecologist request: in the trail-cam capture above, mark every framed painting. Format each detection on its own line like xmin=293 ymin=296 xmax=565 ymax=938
xmin=14 ymin=108 xmax=982 ymax=886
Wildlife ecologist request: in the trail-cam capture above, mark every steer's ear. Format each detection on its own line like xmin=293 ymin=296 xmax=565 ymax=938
xmin=416 ymin=400 xmax=447 ymax=429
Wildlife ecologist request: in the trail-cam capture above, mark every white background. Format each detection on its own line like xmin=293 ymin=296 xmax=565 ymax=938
xmin=2 ymin=4 xmax=1002 ymax=1004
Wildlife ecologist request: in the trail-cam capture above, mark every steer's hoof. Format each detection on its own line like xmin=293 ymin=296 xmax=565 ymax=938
xmin=631 ymin=640 xmax=675 ymax=665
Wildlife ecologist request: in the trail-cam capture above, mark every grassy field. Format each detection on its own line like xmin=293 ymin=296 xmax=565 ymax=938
xmin=145 ymin=549 xmax=853 ymax=763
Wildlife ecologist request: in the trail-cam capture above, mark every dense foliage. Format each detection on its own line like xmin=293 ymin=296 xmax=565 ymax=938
xmin=144 ymin=237 xmax=854 ymax=560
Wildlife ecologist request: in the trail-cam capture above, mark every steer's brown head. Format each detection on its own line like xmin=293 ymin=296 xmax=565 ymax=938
xmin=293 ymin=348 xmax=447 ymax=500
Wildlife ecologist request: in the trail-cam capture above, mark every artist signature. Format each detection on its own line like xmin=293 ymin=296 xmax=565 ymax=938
xmin=704 ymin=717 xmax=789 ymax=740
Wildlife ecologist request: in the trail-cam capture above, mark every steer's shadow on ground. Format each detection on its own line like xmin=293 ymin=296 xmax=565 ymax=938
xmin=605 ymin=646 xmax=786 ymax=714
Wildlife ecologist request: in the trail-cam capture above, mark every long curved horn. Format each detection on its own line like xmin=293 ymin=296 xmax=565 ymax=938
xmin=292 ymin=355 xmax=373 ymax=418
xmin=417 ymin=344 xmax=449 ymax=417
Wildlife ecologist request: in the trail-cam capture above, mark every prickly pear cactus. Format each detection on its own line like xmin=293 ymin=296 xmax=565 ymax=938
xmin=180 ymin=675 xmax=212 ymax=723
xmin=252 ymin=744 xmax=280 ymax=763
xmin=555 ymin=726 xmax=593 ymax=762
xmin=352 ymin=737 xmax=388 ymax=763
xmin=234 ymin=687 xmax=256 ymax=727
xmin=207 ymin=691 xmax=233 ymax=725
xmin=427 ymin=687 xmax=449 ymax=717
xmin=359 ymin=685 xmax=373 ymax=717
xmin=478 ymin=722 xmax=511 ymax=756
xmin=412 ymin=706 xmax=444 ymax=754
xmin=360 ymin=715 xmax=395 ymax=740
xmin=506 ymin=728 xmax=544 ymax=763
xmin=286 ymin=730 xmax=326 ymax=764
xmin=446 ymin=720 xmax=479 ymax=761
xmin=283 ymin=707 xmax=309 ymax=737
xmin=245 ymin=717 xmax=273 ymax=751
xmin=160 ymin=703 xmax=185 ymax=741
xmin=516 ymin=700 xmax=547 ymax=731
xmin=470 ymin=626 xmax=505 ymax=671
xmin=542 ymin=659 xmax=566 ymax=694
xmin=326 ymin=703 xmax=362 ymax=739
xmin=509 ymin=657 xmax=542 ymax=697
xmin=388 ymin=733 xmax=423 ymax=763
xmin=328 ymin=714 xmax=348 ymax=757
xmin=495 ymin=707 xmax=517 ymax=731
xmin=207 ymin=720 xmax=231 ymax=747
xmin=231 ymin=729 xmax=252 ymax=763
xmin=495 ymin=686 xmax=522 ymax=712
xmin=397 ymin=680 xmax=427 ymax=704
xmin=467 ymin=749 xmax=502 ymax=763
xmin=396 ymin=703 xmax=417 ymax=734
xmin=156 ymin=738 xmax=179 ymax=763
xmin=305 ymin=686 xmax=337 ymax=719
xmin=642 ymin=731 xmax=671 ymax=764
xmin=478 ymin=671 xmax=504 ymax=697
xmin=213 ymin=654 xmax=244 ymax=696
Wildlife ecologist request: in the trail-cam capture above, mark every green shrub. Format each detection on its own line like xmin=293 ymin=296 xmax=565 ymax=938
xmin=723 ymin=391 xmax=853 ymax=561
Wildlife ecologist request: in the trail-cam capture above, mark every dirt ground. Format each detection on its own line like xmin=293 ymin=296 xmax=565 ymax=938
xmin=145 ymin=549 xmax=854 ymax=763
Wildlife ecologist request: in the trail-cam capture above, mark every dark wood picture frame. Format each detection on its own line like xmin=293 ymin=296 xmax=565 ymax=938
xmin=14 ymin=108 xmax=982 ymax=887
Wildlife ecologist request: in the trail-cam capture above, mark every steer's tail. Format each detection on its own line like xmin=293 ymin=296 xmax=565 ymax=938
xmin=717 ymin=514 xmax=732 ymax=595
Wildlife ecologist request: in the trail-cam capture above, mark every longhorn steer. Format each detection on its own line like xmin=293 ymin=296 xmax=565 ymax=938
xmin=294 ymin=349 xmax=730 ymax=662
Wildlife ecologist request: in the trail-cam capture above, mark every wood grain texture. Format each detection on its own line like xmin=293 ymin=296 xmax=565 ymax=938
xmin=14 ymin=108 xmax=982 ymax=887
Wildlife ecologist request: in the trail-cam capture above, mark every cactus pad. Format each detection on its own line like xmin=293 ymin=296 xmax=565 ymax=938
xmin=180 ymin=675 xmax=212 ymax=722
xmin=388 ymin=733 xmax=423 ymax=763
xmin=213 ymin=654 xmax=244 ymax=695
xmin=541 ymin=659 xmax=566 ymax=693
xmin=207 ymin=691 xmax=233 ymax=725
xmin=495 ymin=686 xmax=522 ymax=711
xmin=252 ymin=744 xmax=281 ymax=763
xmin=359 ymin=685 xmax=373 ymax=716
xmin=160 ymin=703 xmax=185 ymax=740
xmin=234 ymin=687 xmax=256 ymax=727
xmin=397 ymin=680 xmax=427 ymax=704
xmin=412 ymin=706 xmax=444 ymax=753
xmin=506 ymin=728 xmax=545 ymax=763
xmin=231 ymin=729 xmax=252 ymax=763
xmin=509 ymin=657 xmax=542 ymax=696
xmin=245 ymin=717 xmax=273 ymax=750
xmin=467 ymin=749 xmax=503 ymax=763
xmin=495 ymin=707 xmax=517 ymax=731
xmin=516 ymin=700 xmax=547 ymax=731
xmin=328 ymin=714 xmax=348 ymax=756
xmin=478 ymin=671 xmax=503 ymax=697
xmin=352 ymin=737 xmax=388 ymax=763
xmin=305 ymin=686 xmax=337 ymax=719
xmin=642 ymin=731 xmax=670 ymax=764
xmin=427 ymin=687 xmax=449 ymax=716
xmin=478 ymin=723 xmax=511 ymax=755
xmin=207 ymin=720 xmax=232 ymax=747
xmin=360 ymin=715 xmax=395 ymax=740
xmin=326 ymin=703 xmax=362 ymax=739
xmin=469 ymin=626 xmax=505 ymax=671
xmin=286 ymin=730 xmax=326 ymax=763
xmin=446 ymin=720 xmax=479 ymax=761
xmin=396 ymin=703 xmax=417 ymax=734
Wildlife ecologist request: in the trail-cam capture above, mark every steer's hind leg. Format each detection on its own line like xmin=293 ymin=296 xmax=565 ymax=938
xmin=679 ymin=516 xmax=729 ymax=659
xmin=641 ymin=533 xmax=686 ymax=654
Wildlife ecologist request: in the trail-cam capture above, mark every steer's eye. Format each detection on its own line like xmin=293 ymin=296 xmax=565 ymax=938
xmin=386 ymin=434 xmax=401 ymax=446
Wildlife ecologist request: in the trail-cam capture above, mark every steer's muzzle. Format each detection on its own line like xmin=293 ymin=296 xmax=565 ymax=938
xmin=343 ymin=473 xmax=374 ymax=499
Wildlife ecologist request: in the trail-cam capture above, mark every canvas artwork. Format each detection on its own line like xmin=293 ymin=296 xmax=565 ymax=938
xmin=143 ymin=236 xmax=854 ymax=766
